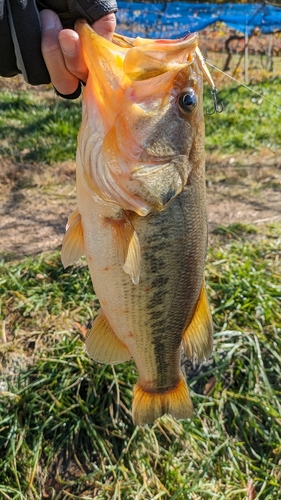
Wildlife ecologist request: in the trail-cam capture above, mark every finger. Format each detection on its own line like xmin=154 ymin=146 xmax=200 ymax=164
xmin=40 ymin=10 xmax=79 ymax=95
xmin=60 ymin=13 xmax=117 ymax=84
xmin=93 ymin=13 xmax=116 ymax=41
xmin=58 ymin=29 xmax=88 ymax=82
xmin=58 ymin=13 xmax=117 ymax=85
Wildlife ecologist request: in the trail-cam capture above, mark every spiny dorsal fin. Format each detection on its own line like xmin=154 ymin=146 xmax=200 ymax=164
xmin=61 ymin=209 xmax=84 ymax=268
xmin=86 ymin=310 xmax=132 ymax=364
xmin=110 ymin=212 xmax=141 ymax=285
xmin=182 ymin=284 xmax=213 ymax=362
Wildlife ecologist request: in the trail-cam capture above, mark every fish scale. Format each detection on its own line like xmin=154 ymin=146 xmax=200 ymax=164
xmin=128 ymin=183 xmax=207 ymax=389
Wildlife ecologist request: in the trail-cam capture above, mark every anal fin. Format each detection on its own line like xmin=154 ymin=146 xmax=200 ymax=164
xmin=111 ymin=211 xmax=141 ymax=285
xmin=182 ymin=283 xmax=213 ymax=362
xmin=86 ymin=310 xmax=132 ymax=365
xmin=61 ymin=209 xmax=84 ymax=268
xmin=132 ymin=373 xmax=193 ymax=426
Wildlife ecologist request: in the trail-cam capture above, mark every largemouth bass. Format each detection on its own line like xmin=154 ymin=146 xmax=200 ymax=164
xmin=62 ymin=20 xmax=214 ymax=425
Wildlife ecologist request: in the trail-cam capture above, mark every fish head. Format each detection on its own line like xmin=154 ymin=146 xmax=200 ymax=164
xmin=76 ymin=21 xmax=209 ymax=213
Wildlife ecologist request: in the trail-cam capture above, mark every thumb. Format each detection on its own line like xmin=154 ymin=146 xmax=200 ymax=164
xmin=92 ymin=12 xmax=116 ymax=41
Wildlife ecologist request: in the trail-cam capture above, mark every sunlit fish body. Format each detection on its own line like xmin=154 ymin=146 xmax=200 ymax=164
xmin=62 ymin=20 xmax=213 ymax=425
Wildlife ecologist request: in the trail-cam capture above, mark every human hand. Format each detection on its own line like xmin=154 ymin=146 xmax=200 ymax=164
xmin=0 ymin=0 xmax=117 ymax=88
xmin=40 ymin=10 xmax=116 ymax=98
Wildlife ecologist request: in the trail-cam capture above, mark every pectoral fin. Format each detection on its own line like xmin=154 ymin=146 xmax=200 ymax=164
xmin=61 ymin=210 xmax=84 ymax=268
xmin=111 ymin=212 xmax=141 ymax=285
xmin=86 ymin=310 xmax=131 ymax=364
xmin=182 ymin=284 xmax=213 ymax=361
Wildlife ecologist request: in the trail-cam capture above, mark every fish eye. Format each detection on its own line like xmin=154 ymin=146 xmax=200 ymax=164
xmin=178 ymin=89 xmax=197 ymax=113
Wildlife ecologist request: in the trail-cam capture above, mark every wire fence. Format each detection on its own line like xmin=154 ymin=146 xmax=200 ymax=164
xmin=116 ymin=3 xmax=281 ymax=83
xmin=198 ymin=25 xmax=281 ymax=84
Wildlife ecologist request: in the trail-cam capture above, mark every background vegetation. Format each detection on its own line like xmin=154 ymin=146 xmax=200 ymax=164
xmin=0 ymin=66 xmax=281 ymax=498
xmin=0 ymin=78 xmax=280 ymax=163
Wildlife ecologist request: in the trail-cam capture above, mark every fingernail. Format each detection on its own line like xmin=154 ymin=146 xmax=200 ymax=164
xmin=59 ymin=33 xmax=78 ymax=56
xmin=40 ymin=10 xmax=57 ymax=32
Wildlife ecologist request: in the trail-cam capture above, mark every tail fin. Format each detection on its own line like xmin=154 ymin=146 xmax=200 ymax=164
xmin=132 ymin=374 xmax=193 ymax=426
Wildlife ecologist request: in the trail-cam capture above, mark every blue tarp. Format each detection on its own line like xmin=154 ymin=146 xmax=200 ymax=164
xmin=117 ymin=2 xmax=281 ymax=38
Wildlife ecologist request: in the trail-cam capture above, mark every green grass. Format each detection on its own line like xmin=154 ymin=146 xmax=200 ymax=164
xmin=0 ymin=78 xmax=280 ymax=165
xmin=212 ymin=222 xmax=258 ymax=238
xmin=0 ymin=90 xmax=81 ymax=163
xmin=204 ymin=77 xmax=281 ymax=154
xmin=0 ymin=77 xmax=280 ymax=498
xmin=1 ymin=224 xmax=280 ymax=499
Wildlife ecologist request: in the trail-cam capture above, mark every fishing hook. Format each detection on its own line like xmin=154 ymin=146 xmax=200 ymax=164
xmin=207 ymin=88 xmax=224 ymax=115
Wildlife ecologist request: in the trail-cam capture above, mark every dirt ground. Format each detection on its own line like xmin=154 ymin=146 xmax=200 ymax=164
xmin=206 ymin=150 xmax=281 ymax=232
xmin=0 ymin=158 xmax=77 ymax=258
xmin=0 ymin=73 xmax=280 ymax=259
xmin=0 ymin=148 xmax=281 ymax=259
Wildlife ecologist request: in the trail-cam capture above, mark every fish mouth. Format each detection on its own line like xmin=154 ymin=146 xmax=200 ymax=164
xmin=113 ymin=31 xmax=198 ymax=48
xmin=131 ymin=159 xmax=177 ymax=177
xmin=130 ymin=148 xmax=188 ymax=177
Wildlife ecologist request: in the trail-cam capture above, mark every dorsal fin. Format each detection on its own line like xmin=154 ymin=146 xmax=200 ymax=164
xmin=182 ymin=284 xmax=213 ymax=361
